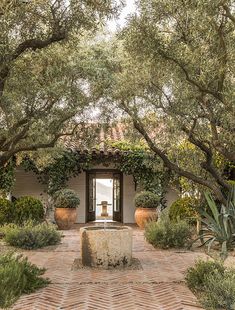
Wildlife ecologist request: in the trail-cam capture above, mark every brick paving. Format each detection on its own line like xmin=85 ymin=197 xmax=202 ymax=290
xmin=9 ymin=224 xmax=206 ymax=310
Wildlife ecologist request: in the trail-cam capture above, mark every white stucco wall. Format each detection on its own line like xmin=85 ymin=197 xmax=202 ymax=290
xmin=66 ymin=172 xmax=86 ymax=223
xmin=123 ymin=175 xmax=136 ymax=223
xmin=11 ymin=166 xmax=179 ymax=224
xmin=12 ymin=167 xmax=47 ymax=202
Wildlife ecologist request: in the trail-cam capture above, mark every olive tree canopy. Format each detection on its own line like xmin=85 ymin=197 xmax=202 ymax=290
xmin=0 ymin=0 xmax=120 ymax=167
xmin=89 ymin=0 xmax=235 ymax=202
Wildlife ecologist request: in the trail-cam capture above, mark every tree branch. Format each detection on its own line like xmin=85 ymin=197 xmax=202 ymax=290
xmin=120 ymin=100 xmax=227 ymax=203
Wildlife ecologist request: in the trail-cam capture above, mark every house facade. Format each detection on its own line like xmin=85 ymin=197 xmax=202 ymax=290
xmin=11 ymin=124 xmax=179 ymax=224
xmin=12 ymin=165 xmax=178 ymax=224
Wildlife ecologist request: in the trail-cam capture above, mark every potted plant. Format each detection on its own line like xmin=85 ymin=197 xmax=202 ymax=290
xmin=134 ymin=191 xmax=160 ymax=229
xmin=53 ymin=189 xmax=80 ymax=230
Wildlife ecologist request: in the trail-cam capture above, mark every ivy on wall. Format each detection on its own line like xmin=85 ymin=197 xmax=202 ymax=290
xmin=2 ymin=141 xmax=172 ymax=205
xmin=0 ymin=159 xmax=15 ymax=196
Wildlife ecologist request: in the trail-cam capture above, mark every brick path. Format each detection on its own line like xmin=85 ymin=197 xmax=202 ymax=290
xmin=10 ymin=225 xmax=206 ymax=310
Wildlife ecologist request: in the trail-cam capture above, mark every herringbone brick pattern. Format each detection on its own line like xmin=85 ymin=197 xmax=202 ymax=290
xmin=8 ymin=224 xmax=206 ymax=310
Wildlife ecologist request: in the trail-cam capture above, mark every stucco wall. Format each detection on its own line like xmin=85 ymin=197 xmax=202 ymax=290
xmin=12 ymin=167 xmax=47 ymax=201
xmin=123 ymin=175 xmax=136 ymax=223
xmin=12 ymin=167 xmax=179 ymax=224
xmin=66 ymin=172 xmax=86 ymax=223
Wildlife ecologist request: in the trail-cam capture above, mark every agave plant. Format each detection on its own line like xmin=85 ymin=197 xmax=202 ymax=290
xmin=198 ymin=185 xmax=235 ymax=261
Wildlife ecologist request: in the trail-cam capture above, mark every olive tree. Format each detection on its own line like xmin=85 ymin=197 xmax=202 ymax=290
xmin=88 ymin=0 xmax=235 ymax=203
xmin=113 ymin=0 xmax=235 ymax=203
xmin=0 ymin=0 xmax=120 ymax=167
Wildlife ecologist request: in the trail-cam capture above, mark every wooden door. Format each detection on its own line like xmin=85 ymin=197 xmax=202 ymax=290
xmin=87 ymin=173 xmax=96 ymax=221
xmin=113 ymin=173 xmax=122 ymax=222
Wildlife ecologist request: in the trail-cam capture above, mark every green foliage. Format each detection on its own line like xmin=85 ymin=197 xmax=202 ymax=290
xmin=185 ymin=260 xmax=225 ymax=293
xmin=169 ymin=196 xmax=198 ymax=223
xmin=186 ymin=260 xmax=235 ymax=310
xmin=0 ymin=252 xmax=50 ymax=309
xmin=0 ymin=160 xmax=15 ymax=194
xmin=111 ymin=140 xmax=169 ymax=198
xmin=134 ymin=191 xmax=160 ymax=208
xmin=22 ymin=141 xmax=170 ymax=201
xmin=43 ymin=152 xmax=84 ymax=195
xmin=197 ymin=186 xmax=235 ymax=260
xmin=0 ymin=198 xmax=14 ymax=225
xmin=144 ymin=217 xmax=192 ymax=249
xmin=96 ymin=0 xmax=235 ymax=202
xmin=0 ymin=0 xmax=119 ymax=169
xmin=53 ymin=189 xmax=80 ymax=209
xmin=201 ymin=269 xmax=235 ymax=310
xmin=1 ymin=222 xmax=61 ymax=250
xmin=13 ymin=196 xmax=44 ymax=225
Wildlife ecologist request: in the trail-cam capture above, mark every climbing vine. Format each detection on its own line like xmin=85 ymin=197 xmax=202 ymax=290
xmin=0 ymin=159 xmax=16 ymax=196
xmin=16 ymin=141 xmax=172 ymax=203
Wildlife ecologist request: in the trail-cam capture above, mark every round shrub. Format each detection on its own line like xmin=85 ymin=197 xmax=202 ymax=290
xmin=13 ymin=196 xmax=44 ymax=224
xmin=53 ymin=189 xmax=80 ymax=208
xmin=169 ymin=196 xmax=198 ymax=223
xmin=186 ymin=259 xmax=225 ymax=293
xmin=0 ymin=198 xmax=14 ymax=225
xmin=144 ymin=216 xmax=192 ymax=249
xmin=134 ymin=191 xmax=160 ymax=208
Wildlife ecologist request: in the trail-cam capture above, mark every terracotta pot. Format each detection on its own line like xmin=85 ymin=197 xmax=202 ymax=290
xmin=54 ymin=207 xmax=77 ymax=230
xmin=135 ymin=207 xmax=158 ymax=229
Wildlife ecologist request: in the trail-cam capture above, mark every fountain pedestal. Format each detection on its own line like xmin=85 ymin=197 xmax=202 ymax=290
xmin=80 ymin=226 xmax=132 ymax=268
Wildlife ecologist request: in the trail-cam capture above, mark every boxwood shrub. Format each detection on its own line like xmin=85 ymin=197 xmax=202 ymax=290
xmin=13 ymin=196 xmax=44 ymax=224
xmin=53 ymin=189 xmax=80 ymax=208
xmin=134 ymin=191 xmax=160 ymax=208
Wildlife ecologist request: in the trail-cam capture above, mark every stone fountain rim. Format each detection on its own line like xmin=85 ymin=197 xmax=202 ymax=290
xmin=80 ymin=225 xmax=132 ymax=232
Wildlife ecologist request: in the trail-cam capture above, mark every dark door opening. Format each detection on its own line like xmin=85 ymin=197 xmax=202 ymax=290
xmin=87 ymin=171 xmax=122 ymax=222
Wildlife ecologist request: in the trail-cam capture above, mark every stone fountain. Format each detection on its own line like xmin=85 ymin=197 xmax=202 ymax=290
xmin=80 ymin=201 xmax=133 ymax=268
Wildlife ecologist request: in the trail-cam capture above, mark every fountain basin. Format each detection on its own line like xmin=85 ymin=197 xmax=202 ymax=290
xmin=80 ymin=226 xmax=133 ymax=268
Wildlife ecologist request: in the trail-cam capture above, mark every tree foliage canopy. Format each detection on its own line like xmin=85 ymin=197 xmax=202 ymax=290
xmin=88 ymin=0 xmax=235 ymax=202
xmin=0 ymin=0 xmax=120 ymax=167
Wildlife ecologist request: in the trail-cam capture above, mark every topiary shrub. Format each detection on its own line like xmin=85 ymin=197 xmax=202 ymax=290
xmin=0 ymin=252 xmax=50 ymax=309
xmin=1 ymin=222 xmax=61 ymax=250
xmin=13 ymin=196 xmax=44 ymax=225
xmin=0 ymin=198 xmax=14 ymax=225
xmin=53 ymin=189 xmax=80 ymax=208
xmin=185 ymin=259 xmax=225 ymax=293
xmin=134 ymin=191 xmax=160 ymax=208
xmin=144 ymin=216 xmax=192 ymax=248
xmin=169 ymin=196 xmax=198 ymax=223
